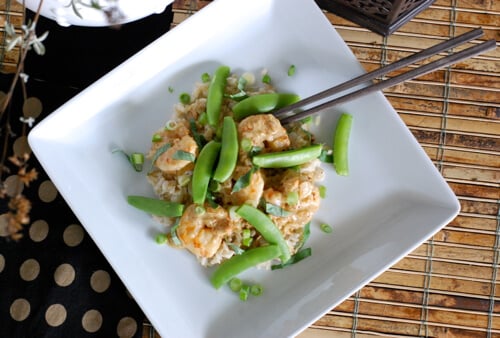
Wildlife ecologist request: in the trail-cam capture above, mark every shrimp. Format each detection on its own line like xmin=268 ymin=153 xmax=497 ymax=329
xmin=154 ymin=134 xmax=198 ymax=174
xmin=231 ymin=166 xmax=265 ymax=207
xmin=238 ymin=114 xmax=290 ymax=159
xmin=263 ymin=167 xmax=322 ymax=247
xmin=176 ymin=204 xmax=233 ymax=260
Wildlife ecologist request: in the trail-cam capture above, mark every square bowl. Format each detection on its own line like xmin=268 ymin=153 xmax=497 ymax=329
xmin=28 ymin=0 xmax=460 ymax=336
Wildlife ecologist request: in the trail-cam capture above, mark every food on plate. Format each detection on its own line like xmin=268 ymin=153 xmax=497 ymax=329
xmin=129 ymin=65 xmax=331 ymax=288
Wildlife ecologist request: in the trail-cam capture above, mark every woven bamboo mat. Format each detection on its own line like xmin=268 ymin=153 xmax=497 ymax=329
xmin=0 ymin=0 xmax=24 ymax=74
xmin=140 ymin=0 xmax=500 ymax=337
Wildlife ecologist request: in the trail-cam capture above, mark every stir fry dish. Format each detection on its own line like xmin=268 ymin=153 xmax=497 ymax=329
xmin=126 ymin=65 xmax=351 ymax=291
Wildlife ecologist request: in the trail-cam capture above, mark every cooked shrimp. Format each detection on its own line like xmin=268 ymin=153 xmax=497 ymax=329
xmin=230 ymin=166 xmax=265 ymax=207
xmin=154 ymin=134 xmax=198 ymax=174
xmin=238 ymin=114 xmax=290 ymax=157
xmin=263 ymin=168 xmax=321 ymax=236
xmin=176 ymin=204 xmax=232 ymax=260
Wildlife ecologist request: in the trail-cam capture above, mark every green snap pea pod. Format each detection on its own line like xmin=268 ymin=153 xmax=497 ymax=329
xmin=333 ymin=113 xmax=353 ymax=176
xmin=252 ymin=144 xmax=322 ymax=168
xmin=210 ymin=245 xmax=280 ymax=289
xmin=192 ymin=140 xmax=221 ymax=204
xmin=206 ymin=65 xmax=231 ymax=126
xmin=236 ymin=204 xmax=291 ymax=263
xmin=232 ymin=93 xmax=300 ymax=121
xmin=213 ymin=116 xmax=238 ymax=182
xmin=127 ymin=196 xmax=184 ymax=217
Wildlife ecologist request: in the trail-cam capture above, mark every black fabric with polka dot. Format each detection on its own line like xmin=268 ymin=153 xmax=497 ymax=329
xmin=0 ymin=7 xmax=175 ymax=337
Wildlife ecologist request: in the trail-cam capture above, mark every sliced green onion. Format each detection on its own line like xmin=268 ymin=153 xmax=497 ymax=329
xmin=179 ymin=92 xmax=191 ymax=104
xmin=228 ymin=243 xmax=245 ymax=255
xmin=320 ymin=223 xmax=333 ymax=233
xmin=112 ymin=149 xmax=144 ymax=172
xmin=287 ymin=64 xmax=296 ymax=76
xmin=286 ymin=191 xmax=299 ymax=206
xmin=271 ymin=247 xmax=312 ymax=270
xmin=319 ymin=185 xmax=327 ymax=198
xmin=178 ymin=173 xmax=191 ymax=187
xmin=152 ymin=133 xmax=162 ymax=142
xmin=170 ymin=219 xmax=181 ymax=246
xmin=265 ymin=202 xmax=292 ymax=217
xmin=155 ymin=233 xmax=167 ymax=244
xmin=228 ymin=277 xmax=242 ymax=292
xmin=168 ymin=86 xmax=174 ymax=93
xmin=172 ymin=150 xmax=196 ymax=162
xmin=195 ymin=205 xmax=206 ymax=215
xmin=165 ymin=120 xmax=178 ymax=130
xmin=239 ymin=285 xmax=250 ymax=301
xmin=205 ymin=191 xmax=219 ymax=209
xmin=209 ymin=180 xmax=221 ymax=192
xmin=242 ymin=237 xmax=253 ymax=247
xmin=242 ymin=229 xmax=251 ymax=239
xmin=240 ymin=138 xmax=252 ymax=153
xmin=229 ymin=206 xmax=241 ymax=220
xmin=198 ymin=112 xmax=208 ymax=125
xmin=201 ymin=72 xmax=210 ymax=83
xmin=232 ymin=166 xmax=257 ymax=193
xmin=250 ymin=284 xmax=263 ymax=296
xmin=262 ymin=73 xmax=271 ymax=84
xmin=301 ymin=116 xmax=313 ymax=125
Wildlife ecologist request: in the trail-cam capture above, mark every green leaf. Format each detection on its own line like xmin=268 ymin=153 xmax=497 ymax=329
xmin=265 ymin=202 xmax=292 ymax=217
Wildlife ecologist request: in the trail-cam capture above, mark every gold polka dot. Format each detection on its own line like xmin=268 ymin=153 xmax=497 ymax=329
xmin=90 ymin=270 xmax=111 ymax=293
xmin=10 ymin=298 xmax=30 ymax=321
xmin=23 ymin=97 xmax=43 ymax=118
xmin=0 ymin=214 xmax=9 ymax=237
xmin=63 ymin=224 xmax=84 ymax=247
xmin=117 ymin=317 xmax=138 ymax=338
xmin=13 ymin=136 xmax=31 ymax=157
xmin=4 ymin=175 xmax=24 ymax=197
xmin=54 ymin=263 xmax=75 ymax=287
xmin=29 ymin=220 xmax=49 ymax=242
xmin=82 ymin=309 xmax=103 ymax=333
xmin=0 ymin=254 xmax=5 ymax=273
xmin=19 ymin=258 xmax=40 ymax=281
xmin=38 ymin=180 xmax=58 ymax=202
xmin=45 ymin=304 xmax=67 ymax=327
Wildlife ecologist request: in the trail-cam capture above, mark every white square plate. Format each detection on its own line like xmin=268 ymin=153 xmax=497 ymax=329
xmin=28 ymin=0 xmax=460 ymax=336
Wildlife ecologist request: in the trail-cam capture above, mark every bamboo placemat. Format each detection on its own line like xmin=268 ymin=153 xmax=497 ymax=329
xmin=0 ymin=0 xmax=24 ymax=74
xmin=141 ymin=0 xmax=499 ymax=337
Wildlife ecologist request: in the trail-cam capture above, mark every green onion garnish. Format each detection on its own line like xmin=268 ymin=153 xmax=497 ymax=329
xmin=152 ymin=133 xmax=162 ymax=142
xmin=262 ymin=73 xmax=271 ymax=84
xmin=228 ymin=243 xmax=245 ymax=255
xmin=155 ymin=233 xmax=167 ymax=244
xmin=201 ymin=72 xmax=210 ymax=83
xmin=170 ymin=219 xmax=181 ymax=246
xmin=319 ymin=185 xmax=327 ymax=198
xmin=228 ymin=278 xmax=242 ymax=292
xmin=112 ymin=149 xmax=144 ymax=172
xmin=286 ymin=191 xmax=299 ymax=206
xmin=195 ymin=205 xmax=206 ymax=215
xmin=319 ymin=148 xmax=334 ymax=163
xmin=250 ymin=284 xmax=263 ymax=296
xmin=198 ymin=112 xmax=208 ymax=125
xmin=179 ymin=92 xmax=191 ymax=104
xmin=287 ymin=64 xmax=296 ymax=76
xmin=242 ymin=237 xmax=253 ymax=247
xmin=240 ymin=138 xmax=252 ymax=153
xmin=165 ymin=120 xmax=178 ymax=130
xmin=320 ymin=223 xmax=333 ymax=233
xmin=239 ymin=285 xmax=250 ymax=301
xmin=168 ymin=86 xmax=174 ymax=93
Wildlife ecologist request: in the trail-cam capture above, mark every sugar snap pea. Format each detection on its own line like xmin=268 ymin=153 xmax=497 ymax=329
xmin=232 ymin=93 xmax=300 ymax=121
xmin=192 ymin=140 xmax=221 ymax=204
xmin=127 ymin=195 xmax=184 ymax=217
xmin=207 ymin=65 xmax=230 ymax=126
xmin=210 ymin=245 xmax=280 ymax=289
xmin=236 ymin=204 xmax=291 ymax=263
xmin=213 ymin=116 xmax=238 ymax=182
xmin=333 ymin=113 xmax=353 ymax=176
xmin=251 ymin=144 xmax=322 ymax=168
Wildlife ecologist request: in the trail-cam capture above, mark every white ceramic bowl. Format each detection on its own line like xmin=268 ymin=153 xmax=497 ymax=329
xmin=21 ymin=0 xmax=173 ymax=27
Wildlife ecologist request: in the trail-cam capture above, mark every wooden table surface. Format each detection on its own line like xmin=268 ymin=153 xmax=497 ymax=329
xmin=141 ymin=1 xmax=499 ymax=337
